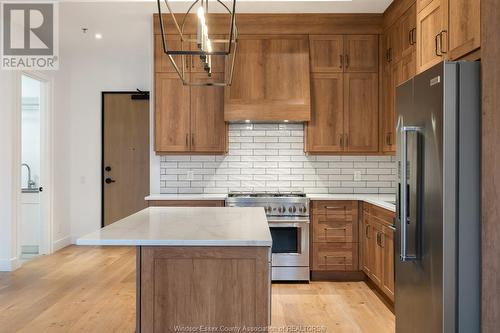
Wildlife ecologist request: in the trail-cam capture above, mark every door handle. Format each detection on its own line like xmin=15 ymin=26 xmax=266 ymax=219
xmin=191 ymin=133 xmax=195 ymax=146
xmin=400 ymin=126 xmax=421 ymax=261
xmin=339 ymin=55 xmax=343 ymax=68
xmin=345 ymin=54 xmax=350 ymax=69
xmin=365 ymin=224 xmax=370 ymax=238
xmin=105 ymin=177 xmax=116 ymax=184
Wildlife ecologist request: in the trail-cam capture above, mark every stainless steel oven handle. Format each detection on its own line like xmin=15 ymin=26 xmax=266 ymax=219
xmin=400 ymin=126 xmax=420 ymax=262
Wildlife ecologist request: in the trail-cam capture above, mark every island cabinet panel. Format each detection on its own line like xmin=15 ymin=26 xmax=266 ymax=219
xmin=148 ymin=200 xmax=225 ymax=207
xmin=360 ymin=203 xmax=395 ymax=302
xmin=224 ymin=35 xmax=311 ymax=122
xmin=139 ymin=246 xmax=271 ymax=333
xmin=310 ymin=201 xmax=360 ymax=276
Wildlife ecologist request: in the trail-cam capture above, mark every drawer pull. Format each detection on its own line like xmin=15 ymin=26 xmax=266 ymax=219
xmin=324 ymin=206 xmax=346 ymax=210
xmin=324 ymin=227 xmax=347 ymax=241
xmin=322 ymin=255 xmax=347 ymax=270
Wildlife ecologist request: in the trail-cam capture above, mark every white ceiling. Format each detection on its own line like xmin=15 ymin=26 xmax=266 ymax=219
xmin=58 ymin=0 xmax=393 ymax=13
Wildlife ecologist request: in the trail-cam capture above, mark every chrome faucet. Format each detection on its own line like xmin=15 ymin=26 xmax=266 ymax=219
xmin=21 ymin=163 xmax=36 ymax=189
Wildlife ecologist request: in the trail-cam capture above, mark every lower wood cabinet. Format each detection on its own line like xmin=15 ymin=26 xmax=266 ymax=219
xmin=361 ymin=202 xmax=395 ymax=301
xmin=310 ymin=201 xmax=359 ymax=273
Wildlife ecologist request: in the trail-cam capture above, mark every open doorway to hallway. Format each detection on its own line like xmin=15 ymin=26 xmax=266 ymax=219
xmin=19 ymin=73 xmax=52 ymax=262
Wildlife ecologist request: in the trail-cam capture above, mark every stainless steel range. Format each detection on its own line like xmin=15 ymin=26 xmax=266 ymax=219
xmin=226 ymin=192 xmax=310 ymax=281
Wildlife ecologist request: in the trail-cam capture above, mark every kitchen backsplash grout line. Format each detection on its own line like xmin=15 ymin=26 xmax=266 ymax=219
xmin=159 ymin=123 xmax=397 ymax=194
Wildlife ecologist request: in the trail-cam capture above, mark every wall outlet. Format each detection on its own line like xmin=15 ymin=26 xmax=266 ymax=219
xmin=354 ymin=171 xmax=362 ymax=181
xmin=186 ymin=171 xmax=195 ymax=181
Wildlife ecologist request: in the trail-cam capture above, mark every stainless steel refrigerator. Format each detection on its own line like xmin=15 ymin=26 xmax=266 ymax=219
xmin=395 ymin=61 xmax=481 ymax=333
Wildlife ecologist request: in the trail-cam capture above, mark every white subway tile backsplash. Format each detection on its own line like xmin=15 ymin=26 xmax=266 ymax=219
xmin=159 ymin=124 xmax=397 ymax=194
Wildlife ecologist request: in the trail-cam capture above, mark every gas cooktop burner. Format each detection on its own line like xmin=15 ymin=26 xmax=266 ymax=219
xmin=228 ymin=191 xmax=306 ymax=198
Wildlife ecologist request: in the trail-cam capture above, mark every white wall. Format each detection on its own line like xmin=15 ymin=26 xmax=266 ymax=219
xmin=0 ymin=72 xmax=19 ymax=270
xmin=57 ymin=2 xmax=157 ymax=241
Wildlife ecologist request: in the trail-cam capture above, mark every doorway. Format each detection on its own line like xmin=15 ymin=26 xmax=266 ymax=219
xmin=101 ymin=92 xmax=150 ymax=226
xmin=19 ymin=73 xmax=51 ymax=261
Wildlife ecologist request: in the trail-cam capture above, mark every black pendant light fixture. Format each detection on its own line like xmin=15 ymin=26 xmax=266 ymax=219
xmin=156 ymin=0 xmax=238 ymax=86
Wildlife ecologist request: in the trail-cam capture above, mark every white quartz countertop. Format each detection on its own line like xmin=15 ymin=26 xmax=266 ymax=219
xmin=145 ymin=194 xmax=227 ymax=201
xmin=76 ymin=207 xmax=272 ymax=247
xmin=145 ymin=193 xmax=396 ymax=212
xmin=306 ymin=194 xmax=396 ymax=212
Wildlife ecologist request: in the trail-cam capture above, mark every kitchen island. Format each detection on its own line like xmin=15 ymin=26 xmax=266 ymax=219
xmin=77 ymin=207 xmax=272 ymax=333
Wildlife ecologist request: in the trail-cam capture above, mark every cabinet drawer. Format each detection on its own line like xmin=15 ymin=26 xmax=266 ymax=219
xmin=313 ymin=217 xmax=358 ymax=243
xmin=312 ymin=243 xmax=359 ymax=271
xmin=312 ymin=200 xmax=356 ymax=217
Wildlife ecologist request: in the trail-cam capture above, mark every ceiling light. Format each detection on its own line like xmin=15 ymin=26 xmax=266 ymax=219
xmin=95 ymin=33 xmax=102 ymax=39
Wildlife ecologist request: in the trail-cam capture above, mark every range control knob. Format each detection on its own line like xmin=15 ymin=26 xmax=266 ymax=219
xmin=298 ymin=206 xmax=307 ymax=214
xmin=266 ymin=206 xmax=272 ymax=213
xmin=288 ymin=206 xmax=297 ymax=213
xmin=278 ymin=206 xmax=286 ymax=213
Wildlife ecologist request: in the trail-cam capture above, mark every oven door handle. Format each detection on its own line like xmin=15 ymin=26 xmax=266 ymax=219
xmin=267 ymin=219 xmax=310 ymax=224
xmin=268 ymin=222 xmax=308 ymax=228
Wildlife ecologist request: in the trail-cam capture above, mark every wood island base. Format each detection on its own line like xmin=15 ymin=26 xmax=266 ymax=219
xmin=137 ymin=246 xmax=271 ymax=333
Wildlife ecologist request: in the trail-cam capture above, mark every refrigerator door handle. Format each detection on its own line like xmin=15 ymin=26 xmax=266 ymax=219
xmin=400 ymin=126 xmax=421 ymax=262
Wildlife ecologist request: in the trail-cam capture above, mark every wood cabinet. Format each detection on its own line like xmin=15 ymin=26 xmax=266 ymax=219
xmin=154 ymin=31 xmax=227 ymax=154
xmin=416 ymin=0 xmax=448 ymax=73
xmin=361 ymin=203 xmax=395 ymax=301
xmin=344 ymin=73 xmax=379 ymax=153
xmin=224 ymin=35 xmax=311 ymax=122
xmin=310 ymin=35 xmax=378 ymax=73
xmin=155 ymin=73 xmax=191 ymax=152
xmin=381 ymin=60 xmax=396 ymax=153
xmin=139 ymin=246 xmax=270 ymax=332
xmin=448 ymin=0 xmax=480 ymax=59
xmin=155 ymin=73 xmax=227 ymax=154
xmin=311 ymin=201 xmax=359 ymax=273
xmin=400 ymin=3 xmax=417 ymax=58
xmin=307 ymin=73 xmax=344 ymax=153
xmin=306 ymin=35 xmax=379 ymax=154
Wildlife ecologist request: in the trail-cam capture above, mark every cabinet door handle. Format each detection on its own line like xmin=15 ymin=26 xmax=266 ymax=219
xmin=191 ymin=133 xmax=195 ymax=146
xmin=409 ymin=30 xmax=412 ymax=46
xmin=435 ymin=33 xmax=442 ymax=56
xmin=439 ymin=30 xmax=448 ymax=54
xmin=412 ymin=28 xmax=417 ymax=45
xmin=340 ymin=134 xmax=344 ymax=148
xmin=339 ymin=55 xmax=343 ymax=68
xmin=185 ymin=134 xmax=189 ymax=147
xmin=365 ymin=225 xmax=370 ymax=238
xmin=345 ymin=54 xmax=350 ymax=69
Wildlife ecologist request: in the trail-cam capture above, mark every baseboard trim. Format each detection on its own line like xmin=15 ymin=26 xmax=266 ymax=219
xmin=53 ymin=236 xmax=71 ymax=252
xmin=311 ymin=270 xmax=366 ymax=281
xmin=0 ymin=257 xmax=20 ymax=271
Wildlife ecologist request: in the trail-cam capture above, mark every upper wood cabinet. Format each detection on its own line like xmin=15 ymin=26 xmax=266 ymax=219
xmin=190 ymin=73 xmax=227 ymax=153
xmin=307 ymin=35 xmax=379 ymax=154
xmin=307 ymin=73 xmax=344 ymax=153
xmin=309 ymin=35 xmax=344 ymax=73
xmin=155 ymin=73 xmax=191 ymax=152
xmin=416 ymin=0 xmax=448 ymax=73
xmin=344 ymin=73 xmax=379 ymax=153
xmin=381 ymin=61 xmax=396 ymax=153
xmin=344 ymin=35 xmax=379 ymax=72
xmin=155 ymin=35 xmax=188 ymax=73
xmin=400 ymin=3 xmax=417 ymax=58
xmin=306 ymin=73 xmax=378 ymax=154
xmin=224 ymin=35 xmax=311 ymax=122
xmin=310 ymin=35 xmax=378 ymax=73
xmin=448 ymin=0 xmax=480 ymax=59
xmin=154 ymin=73 xmax=227 ymax=154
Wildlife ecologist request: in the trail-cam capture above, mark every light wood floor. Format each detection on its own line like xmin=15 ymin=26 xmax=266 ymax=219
xmin=0 ymin=246 xmax=395 ymax=333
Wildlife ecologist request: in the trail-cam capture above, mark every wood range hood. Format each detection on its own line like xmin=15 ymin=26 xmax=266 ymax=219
xmin=224 ymin=35 xmax=312 ymax=122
